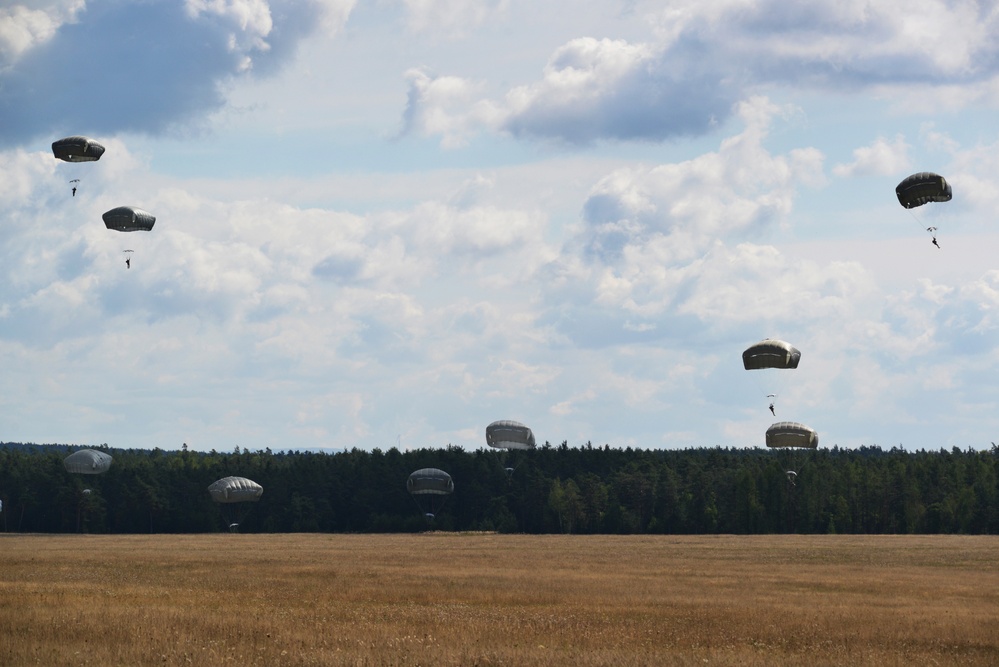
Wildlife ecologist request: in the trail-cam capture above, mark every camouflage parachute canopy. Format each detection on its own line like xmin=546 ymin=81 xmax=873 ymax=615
xmin=486 ymin=420 xmax=536 ymax=450
xmin=52 ymin=136 xmax=106 ymax=162
xmin=896 ymin=172 xmax=952 ymax=209
xmin=765 ymin=422 xmax=819 ymax=450
xmin=407 ymin=468 xmax=454 ymax=495
xmin=742 ymin=339 xmax=801 ymax=370
xmin=103 ymin=206 xmax=155 ymax=232
xmin=63 ymin=449 xmax=113 ymax=475
xmin=208 ymin=476 xmax=263 ymax=503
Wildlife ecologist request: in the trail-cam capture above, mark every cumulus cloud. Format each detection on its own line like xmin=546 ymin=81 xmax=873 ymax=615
xmin=399 ymin=68 xmax=501 ymax=148
xmin=402 ymin=35 xmax=736 ymax=146
xmin=0 ymin=0 xmax=355 ymax=145
xmin=577 ymin=97 xmax=822 ymax=266
xmin=0 ymin=145 xmax=565 ymax=448
xmin=501 ymin=36 xmax=734 ymax=143
xmin=660 ymin=0 xmax=999 ymax=85
xmin=0 ymin=149 xmax=557 ymax=388
xmin=833 ymin=135 xmax=911 ymax=178
xmin=184 ymin=0 xmax=275 ymax=71
xmin=0 ymin=0 xmax=83 ymax=65
xmin=402 ymin=0 xmax=999 ymax=146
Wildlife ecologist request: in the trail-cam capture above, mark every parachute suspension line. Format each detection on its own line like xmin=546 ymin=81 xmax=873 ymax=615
xmin=905 ymin=208 xmax=936 ymax=235
xmin=409 ymin=494 xmax=436 ymax=524
xmin=495 ymin=449 xmax=521 ymax=477
xmin=415 ymin=498 xmax=432 ymax=523
xmin=749 ymin=369 xmax=786 ymax=414
xmin=779 ymin=448 xmax=798 ymax=485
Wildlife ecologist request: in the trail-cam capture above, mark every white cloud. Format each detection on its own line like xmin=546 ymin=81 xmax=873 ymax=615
xmin=501 ymin=35 xmax=732 ymax=143
xmin=401 ymin=0 xmax=508 ymax=37
xmin=577 ymin=97 xmax=822 ymax=265
xmin=0 ymin=144 xmax=578 ymax=449
xmin=185 ymin=0 xmax=273 ymax=69
xmin=399 ymin=68 xmax=501 ymax=148
xmin=402 ymin=0 xmax=999 ymax=146
xmin=0 ymin=0 xmax=357 ymax=143
xmin=312 ymin=0 xmax=355 ymax=35
xmin=0 ymin=1 xmax=83 ymax=66
xmin=833 ymin=135 xmax=911 ymax=178
xmin=0 ymin=147 xmax=58 ymax=207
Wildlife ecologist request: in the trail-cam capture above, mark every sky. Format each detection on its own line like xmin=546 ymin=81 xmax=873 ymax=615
xmin=2 ymin=0 xmax=999 ymax=454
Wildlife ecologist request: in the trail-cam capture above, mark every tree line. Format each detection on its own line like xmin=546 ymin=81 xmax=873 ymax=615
xmin=0 ymin=441 xmax=996 ymax=534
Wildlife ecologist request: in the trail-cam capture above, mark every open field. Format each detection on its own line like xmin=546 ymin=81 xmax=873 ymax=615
xmin=0 ymin=534 xmax=997 ymax=666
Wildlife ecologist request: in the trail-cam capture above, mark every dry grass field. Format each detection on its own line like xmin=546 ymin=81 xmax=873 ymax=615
xmin=0 ymin=533 xmax=997 ymax=666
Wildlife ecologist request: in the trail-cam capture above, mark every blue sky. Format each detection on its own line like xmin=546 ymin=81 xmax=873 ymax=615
xmin=2 ymin=0 xmax=999 ymax=453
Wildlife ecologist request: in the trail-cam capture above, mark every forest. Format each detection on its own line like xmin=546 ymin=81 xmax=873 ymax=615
xmin=0 ymin=441 xmax=997 ymax=535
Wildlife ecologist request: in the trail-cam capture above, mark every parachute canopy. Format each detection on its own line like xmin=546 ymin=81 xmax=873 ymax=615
xmin=208 ymin=476 xmax=263 ymax=503
xmin=486 ymin=420 xmax=536 ymax=450
xmin=63 ymin=449 xmax=113 ymax=475
xmin=407 ymin=468 xmax=454 ymax=496
xmin=896 ymin=172 xmax=952 ymax=209
xmin=103 ymin=206 xmax=155 ymax=232
xmin=742 ymin=339 xmax=801 ymax=370
xmin=765 ymin=422 xmax=819 ymax=450
xmin=52 ymin=136 xmax=105 ymax=162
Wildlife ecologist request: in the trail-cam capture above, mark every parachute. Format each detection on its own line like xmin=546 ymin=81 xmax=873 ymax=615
xmin=896 ymin=172 xmax=952 ymax=247
xmin=52 ymin=136 xmax=105 ymax=162
xmin=895 ymin=172 xmax=952 ymax=209
xmin=486 ymin=420 xmax=536 ymax=450
xmin=103 ymin=207 xmax=154 ymax=266
xmin=743 ymin=339 xmax=800 ymax=415
xmin=103 ymin=206 xmax=155 ymax=232
xmin=766 ymin=421 xmax=818 ymax=484
xmin=208 ymin=476 xmax=263 ymax=503
xmin=407 ymin=468 xmax=454 ymax=522
xmin=208 ymin=476 xmax=263 ymax=531
xmin=63 ymin=449 xmax=113 ymax=475
xmin=766 ymin=421 xmax=818 ymax=449
xmin=64 ymin=449 xmax=112 ymax=532
xmin=486 ymin=420 xmax=536 ymax=475
xmin=53 ymin=137 xmax=104 ymax=196
xmin=742 ymin=339 xmax=801 ymax=371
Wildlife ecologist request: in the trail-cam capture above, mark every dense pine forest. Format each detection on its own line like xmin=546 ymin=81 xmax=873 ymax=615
xmin=1 ymin=441 xmax=997 ymax=534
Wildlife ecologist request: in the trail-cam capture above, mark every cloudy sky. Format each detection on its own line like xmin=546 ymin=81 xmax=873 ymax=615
xmin=2 ymin=0 xmax=999 ymax=454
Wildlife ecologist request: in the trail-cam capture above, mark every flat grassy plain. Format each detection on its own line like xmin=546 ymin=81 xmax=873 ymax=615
xmin=0 ymin=533 xmax=997 ymax=666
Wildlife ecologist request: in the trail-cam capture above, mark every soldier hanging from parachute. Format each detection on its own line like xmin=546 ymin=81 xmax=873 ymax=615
xmin=742 ymin=339 xmax=800 ymax=416
xmin=896 ymin=172 xmax=951 ymax=249
xmin=52 ymin=136 xmax=105 ymax=197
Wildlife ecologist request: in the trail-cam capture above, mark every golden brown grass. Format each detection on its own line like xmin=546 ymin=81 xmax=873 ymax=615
xmin=0 ymin=533 xmax=997 ymax=666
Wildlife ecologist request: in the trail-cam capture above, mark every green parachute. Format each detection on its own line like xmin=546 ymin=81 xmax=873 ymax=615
xmin=765 ymin=421 xmax=818 ymax=484
xmin=742 ymin=339 xmax=800 ymax=416
xmin=407 ymin=468 xmax=454 ymax=523
xmin=486 ymin=420 xmax=536 ymax=475
xmin=208 ymin=476 xmax=263 ymax=532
